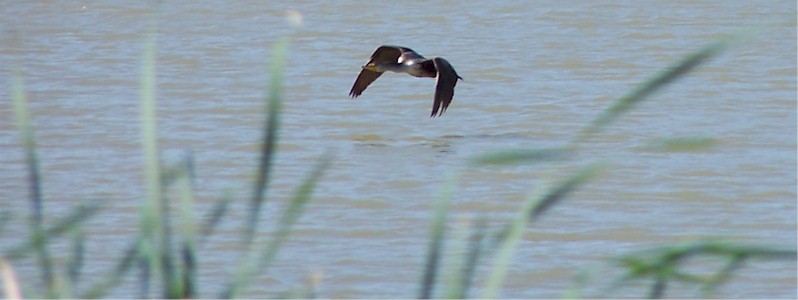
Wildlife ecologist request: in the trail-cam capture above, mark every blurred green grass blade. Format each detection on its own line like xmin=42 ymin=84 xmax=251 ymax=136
xmin=264 ymin=152 xmax=331 ymax=262
xmin=619 ymin=240 xmax=797 ymax=263
xmin=609 ymin=241 xmax=796 ymax=298
xmin=137 ymin=238 xmax=155 ymax=298
xmin=679 ymin=241 xmax=797 ymax=260
xmin=4 ymin=201 xmax=102 ymax=260
xmin=469 ymin=148 xmax=572 ymax=166
xmin=81 ymin=239 xmax=139 ymax=299
xmin=640 ymin=137 xmax=718 ymax=152
xmin=137 ymin=21 xmax=163 ymax=298
xmin=442 ymin=216 xmax=487 ymax=299
xmin=66 ymin=227 xmax=85 ymax=290
xmin=246 ymin=37 xmax=290 ymax=243
xmin=139 ymin=22 xmax=161 ymax=208
xmin=1 ymin=259 xmax=22 ymax=299
xmin=440 ymin=217 xmax=468 ymax=299
xmin=223 ymin=153 xmax=332 ymax=298
xmin=528 ymin=163 xmax=604 ymax=221
xmin=700 ymin=255 xmax=745 ymax=296
xmin=489 ymin=163 xmax=605 ymax=243
xmin=179 ymin=242 xmax=196 ymax=298
xmin=480 ymin=185 xmax=539 ymax=299
xmin=418 ymin=173 xmax=459 ymax=299
xmin=11 ymin=70 xmax=55 ymax=295
xmin=139 ymin=24 xmax=161 ymax=208
xmin=176 ymin=155 xmax=198 ymax=298
xmin=0 ymin=211 xmax=11 ymax=238
xmin=576 ymin=37 xmax=735 ymax=143
xmin=160 ymin=184 xmax=178 ymax=299
xmin=11 ymin=71 xmax=43 ymax=224
xmin=456 ymin=217 xmax=488 ymax=299
xmin=199 ymin=191 xmax=233 ymax=244
xmin=481 ymin=164 xmax=602 ymax=298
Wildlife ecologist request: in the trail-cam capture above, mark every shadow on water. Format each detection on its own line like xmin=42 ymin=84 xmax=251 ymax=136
xmin=349 ymin=131 xmax=535 ymax=153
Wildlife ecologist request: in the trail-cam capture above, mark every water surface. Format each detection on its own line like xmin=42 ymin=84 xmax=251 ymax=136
xmin=0 ymin=1 xmax=795 ymax=298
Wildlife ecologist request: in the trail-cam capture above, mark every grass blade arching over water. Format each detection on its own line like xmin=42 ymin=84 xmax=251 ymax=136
xmin=66 ymin=227 xmax=85 ymax=293
xmin=441 ymin=216 xmax=488 ymax=299
xmin=480 ymin=163 xmax=603 ymax=298
xmin=199 ymin=191 xmax=234 ymax=244
xmin=10 ymin=73 xmax=43 ymax=225
xmin=418 ymin=173 xmax=460 ymax=299
xmin=576 ymin=37 xmax=735 ymax=143
xmin=223 ymin=153 xmax=333 ymax=298
xmin=80 ymin=238 xmax=139 ymax=298
xmin=479 ymin=187 xmax=538 ymax=299
xmin=219 ymin=38 xmax=337 ymax=298
xmin=3 ymin=202 xmax=102 ymax=261
xmin=11 ymin=70 xmax=55 ymax=296
xmin=528 ymin=163 xmax=604 ymax=222
xmin=175 ymin=155 xmax=198 ymax=298
xmin=608 ymin=241 xmax=797 ymax=299
xmin=245 ymin=37 xmax=290 ymax=243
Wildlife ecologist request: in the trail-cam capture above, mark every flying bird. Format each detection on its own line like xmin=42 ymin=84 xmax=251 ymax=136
xmin=349 ymin=45 xmax=463 ymax=117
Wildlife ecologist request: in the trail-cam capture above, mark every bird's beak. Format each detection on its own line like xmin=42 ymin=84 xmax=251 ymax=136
xmin=362 ymin=65 xmax=378 ymax=72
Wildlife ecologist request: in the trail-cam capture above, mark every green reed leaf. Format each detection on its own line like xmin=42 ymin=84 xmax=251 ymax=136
xmin=136 ymin=20 xmax=163 ymax=298
xmin=528 ymin=163 xmax=604 ymax=221
xmin=176 ymin=155 xmax=198 ymax=298
xmin=577 ymin=37 xmax=735 ymax=143
xmin=199 ymin=191 xmax=233 ymax=245
xmin=482 ymin=163 xmax=603 ymax=298
xmin=11 ymin=69 xmax=55 ymax=296
xmin=608 ymin=240 xmax=797 ymax=299
xmin=418 ymin=173 xmax=460 ymax=299
xmin=66 ymin=227 xmax=85 ymax=291
xmin=441 ymin=216 xmax=488 ymax=299
xmin=81 ymin=239 xmax=139 ymax=299
xmin=223 ymin=153 xmax=332 ymax=298
xmin=4 ymin=201 xmax=102 ymax=260
xmin=246 ymin=37 xmax=290 ymax=243
xmin=480 ymin=185 xmax=537 ymax=299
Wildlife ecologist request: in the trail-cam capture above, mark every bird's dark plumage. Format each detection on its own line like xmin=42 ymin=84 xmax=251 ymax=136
xmin=349 ymin=45 xmax=462 ymax=117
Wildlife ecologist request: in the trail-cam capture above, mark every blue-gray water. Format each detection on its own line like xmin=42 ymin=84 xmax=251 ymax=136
xmin=1 ymin=1 xmax=795 ymax=298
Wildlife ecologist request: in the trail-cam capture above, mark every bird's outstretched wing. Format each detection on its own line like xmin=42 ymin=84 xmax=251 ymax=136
xmin=349 ymin=69 xmax=382 ymax=98
xmin=430 ymin=57 xmax=462 ymax=117
xmin=349 ymin=45 xmax=409 ymax=98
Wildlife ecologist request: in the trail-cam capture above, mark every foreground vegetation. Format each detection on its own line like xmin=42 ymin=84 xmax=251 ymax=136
xmin=2 ymin=26 xmax=795 ymax=299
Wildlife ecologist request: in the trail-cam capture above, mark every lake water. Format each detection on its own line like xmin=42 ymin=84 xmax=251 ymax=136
xmin=1 ymin=1 xmax=796 ymax=298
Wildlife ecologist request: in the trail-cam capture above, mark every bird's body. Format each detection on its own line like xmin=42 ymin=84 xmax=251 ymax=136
xmin=349 ymin=45 xmax=462 ymax=117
